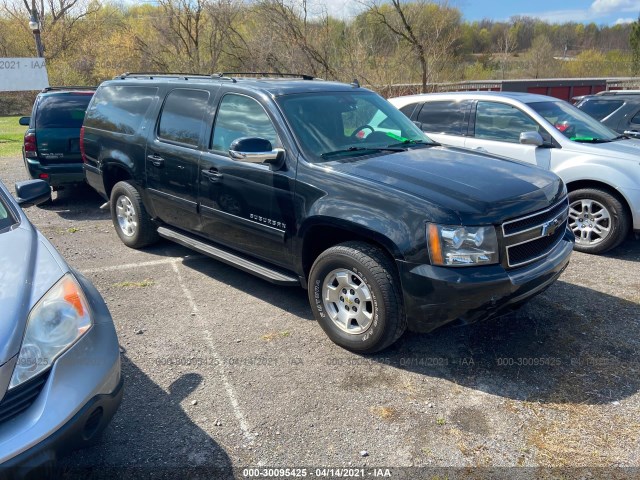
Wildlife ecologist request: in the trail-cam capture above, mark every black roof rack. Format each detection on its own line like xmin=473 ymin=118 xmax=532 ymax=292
xmin=42 ymin=86 xmax=97 ymax=92
xmin=213 ymin=72 xmax=316 ymax=81
xmin=116 ymin=72 xmax=211 ymax=80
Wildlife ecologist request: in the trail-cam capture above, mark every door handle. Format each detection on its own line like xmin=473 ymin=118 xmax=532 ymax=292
xmin=147 ymin=154 xmax=165 ymax=168
xmin=473 ymin=146 xmax=487 ymax=152
xmin=202 ymin=169 xmax=223 ymax=183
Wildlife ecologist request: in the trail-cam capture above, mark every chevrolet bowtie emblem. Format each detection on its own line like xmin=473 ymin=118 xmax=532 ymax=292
xmin=541 ymin=217 xmax=560 ymax=237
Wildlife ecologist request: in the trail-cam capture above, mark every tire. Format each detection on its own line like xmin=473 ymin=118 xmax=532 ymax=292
xmin=568 ymin=188 xmax=630 ymax=254
xmin=308 ymin=241 xmax=406 ymax=353
xmin=110 ymin=181 xmax=159 ymax=248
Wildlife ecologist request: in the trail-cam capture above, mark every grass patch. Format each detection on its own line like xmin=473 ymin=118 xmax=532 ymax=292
xmin=67 ymin=227 xmax=79 ymax=233
xmin=112 ymin=279 xmax=154 ymax=288
xmin=369 ymin=406 xmax=398 ymax=420
xmin=0 ymin=116 xmax=24 ymax=158
xmin=261 ymin=331 xmax=291 ymax=341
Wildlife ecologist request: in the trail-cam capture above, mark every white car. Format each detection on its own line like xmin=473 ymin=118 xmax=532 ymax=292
xmin=389 ymin=92 xmax=640 ymax=254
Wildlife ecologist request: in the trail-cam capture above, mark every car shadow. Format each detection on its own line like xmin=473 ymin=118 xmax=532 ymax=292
xmin=160 ymin=245 xmax=639 ymax=405
xmin=58 ymin=355 xmax=234 ymax=479
xmin=602 ymin=235 xmax=640 ymax=261
xmin=372 ymin=279 xmax=640 ymax=405
xmin=39 ymin=184 xmax=110 ymax=222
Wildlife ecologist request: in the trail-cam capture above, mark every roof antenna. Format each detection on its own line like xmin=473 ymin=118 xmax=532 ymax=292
xmin=351 ymin=78 xmax=360 ymax=88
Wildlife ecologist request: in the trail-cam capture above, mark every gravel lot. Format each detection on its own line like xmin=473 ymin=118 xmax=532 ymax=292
xmin=1 ymin=155 xmax=639 ymax=479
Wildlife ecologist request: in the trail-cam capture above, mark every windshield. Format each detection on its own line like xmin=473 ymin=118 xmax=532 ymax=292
xmin=0 ymin=196 xmax=16 ymax=232
xmin=276 ymin=91 xmax=433 ymax=162
xmin=36 ymin=93 xmax=93 ymax=129
xmin=528 ymin=100 xmax=618 ymax=142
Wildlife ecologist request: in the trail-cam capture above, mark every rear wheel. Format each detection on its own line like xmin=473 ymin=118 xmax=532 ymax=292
xmin=308 ymin=241 xmax=406 ymax=353
xmin=568 ymin=188 xmax=630 ymax=254
xmin=110 ymin=181 xmax=159 ymax=248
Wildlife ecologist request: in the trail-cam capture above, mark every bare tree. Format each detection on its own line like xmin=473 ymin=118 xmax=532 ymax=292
xmin=496 ymin=25 xmax=517 ymax=79
xmin=362 ymin=0 xmax=460 ymax=93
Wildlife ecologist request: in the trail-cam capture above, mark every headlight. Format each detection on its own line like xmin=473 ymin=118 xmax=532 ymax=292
xmin=427 ymin=224 xmax=499 ymax=266
xmin=9 ymin=274 xmax=92 ymax=389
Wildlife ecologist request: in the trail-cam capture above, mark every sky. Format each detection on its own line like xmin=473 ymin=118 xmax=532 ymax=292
xmin=458 ymin=0 xmax=640 ymax=25
xmin=319 ymin=0 xmax=640 ymax=24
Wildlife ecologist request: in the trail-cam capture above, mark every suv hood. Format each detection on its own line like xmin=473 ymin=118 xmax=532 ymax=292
xmin=0 ymin=222 xmax=67 ymax=367
xmin=334 ymin=146 xmax=565 ymax=224
xmin=567 ymin=137 xmax=640 ymax=160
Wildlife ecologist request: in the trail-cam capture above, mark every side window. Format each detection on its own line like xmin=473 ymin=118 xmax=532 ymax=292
xmin=629 ymin=108 xmax=640 ymax=126
xmin=85 ymin=85 xmax=158 ymax=135
xmin=474 ymin=102 xmax=539 ymax=143
xmin=417 ymin=101 xmax=469 ymax=135
xmin=158 ymin=89 xmax=210 ymax=147
xmin=399 ymin=102 xmax=419 ymax=118
xmin=578 ymin=99 xmax=623 ymax=121
xmin=211 ymin=94 xmax=280 ymax=153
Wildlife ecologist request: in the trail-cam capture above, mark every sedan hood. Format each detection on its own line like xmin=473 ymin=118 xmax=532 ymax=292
xmin=333 ymin=146 xmax=565 ymax=224
xmin=0 ymin=222 xmax=67 ymax=366
xmin=569 ymin=137 xmax=640 ymax=159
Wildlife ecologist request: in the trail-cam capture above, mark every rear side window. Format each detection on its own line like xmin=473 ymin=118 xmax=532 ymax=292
xmin=578 ymin=99 xmax=624 ymax=121
xmin=417 ymin=101 xmax=469 ymax=135
xmin=399 ymin=102 xmax=419 ymax=118
xmin=0 ymin=197 xmax=16 ymax=231
xmin=85 ymin=85 xmax=158 ymax=135
xmin=158 ymin=89 xmax=210 ymax=146
xmin=35 ymin=94 xmax=92 ymax=129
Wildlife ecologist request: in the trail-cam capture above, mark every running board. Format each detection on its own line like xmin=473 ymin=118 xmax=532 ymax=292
xmin=157 ymin=226 xmax=300 ymax=286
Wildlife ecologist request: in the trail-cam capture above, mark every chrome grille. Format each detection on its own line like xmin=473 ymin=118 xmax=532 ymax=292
xmin=0 ymin=370 xmax=49 ymax=424
xmin=502 ymin=197 xmax=569 ymax=268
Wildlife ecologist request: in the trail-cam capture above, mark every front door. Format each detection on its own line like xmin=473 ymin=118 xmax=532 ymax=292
xmin=464 ymin=101 xmax=551 ymax=170
xmin=198 ymin=92 xmax=295 ymax=268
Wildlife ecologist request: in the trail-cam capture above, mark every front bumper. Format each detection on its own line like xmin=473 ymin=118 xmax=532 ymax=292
xmin=23 ymin=155 xmax=84 ymax=188
xmin=398 ymin=228 xmax=574 ymax=333
xmin=0 ymin=272 xmax=122 ymax=469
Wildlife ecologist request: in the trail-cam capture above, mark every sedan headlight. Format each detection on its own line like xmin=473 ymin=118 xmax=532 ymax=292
xmin=9 ymin=274 xmax=92 ymax=389
xmin=427 ymin=224 xmax=499 ymax=266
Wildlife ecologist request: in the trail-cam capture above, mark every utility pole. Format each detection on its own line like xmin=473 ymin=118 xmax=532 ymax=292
xmin=28 ymin=0 xmax=45 ymax=58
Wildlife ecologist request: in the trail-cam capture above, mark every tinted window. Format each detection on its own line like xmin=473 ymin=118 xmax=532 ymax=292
xmin=211 ymin=94 xmax=280 ymax=153
xmin=0 ymin=196 xmax=16 ymax=231
xmin=418 ymin=101 xmax=469 ymax=135
xmin=578 ymin=99 xmax=624 ymax=121
xmin=158 ymin=89 xmax=210 ymax=146
xmin=399 ymin=102 xmax=419 ymax=117
xmin=474 ymin=102 xmax=539 ymax=143
xmin=629 ymin=110 xmax=640 ymax=125
xmin=35 ymin=94 xmax=92 ymax=128
xmin=85 ymin=85 xmax=158 ymax=135
xmin=529 ymin=100 xmax=617 ymax=142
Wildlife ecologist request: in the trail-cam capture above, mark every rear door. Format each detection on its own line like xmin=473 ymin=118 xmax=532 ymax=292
xmin=34 ymin=92 xmax=93 ymax=164
xmin=414 ymin=100 xmax=471 ymax=148
xmin=197 ymin=90 xmax=295 ymax=268
xmin=464 ymin=100 xmax=551 ymax=169
xmin=145 ymin=88 xmax=211 ymax=232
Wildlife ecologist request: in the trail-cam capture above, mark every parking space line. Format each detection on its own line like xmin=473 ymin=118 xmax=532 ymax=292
xmin=170 ymin=262 xmax=254 ymax=445
xmin=81 ymin=258 xmax=181 ymax=274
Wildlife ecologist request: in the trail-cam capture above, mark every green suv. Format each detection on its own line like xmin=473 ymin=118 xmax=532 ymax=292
xmin=19 ymin=87 xmax=95 ymax=189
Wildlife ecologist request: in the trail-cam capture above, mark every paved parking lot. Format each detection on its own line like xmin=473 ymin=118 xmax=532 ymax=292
xmin=1 ymin=155 xmax=639 ymax=478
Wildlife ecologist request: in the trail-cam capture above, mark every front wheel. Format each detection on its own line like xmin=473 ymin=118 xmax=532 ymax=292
xmin=110 ymin=181 xmax=159 ymax=248
xmin=308 ymin=241 xmax=406 ymax=353
xmin=568 ymin=188 xmax=630 ymax=254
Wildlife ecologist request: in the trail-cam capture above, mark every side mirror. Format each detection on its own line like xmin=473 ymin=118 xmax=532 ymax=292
xmin=623 ymin=130 xmax=640 ymax=138
xmin=229 ymin=137 xmax=284 ymax=166
xmin=519 ymin=131 xmax=544 ymax=147
xmin=19 ymin=116 xmax=30 ymax=126
xmin=14 ymin=180 xmax=51 ymax=208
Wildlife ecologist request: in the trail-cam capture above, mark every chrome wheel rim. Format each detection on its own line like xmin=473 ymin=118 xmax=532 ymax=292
xmin=115 ymin=195 xmax=138 ymax=237
xmin=322 ymin=269 xmax=374 ymax=335
xmin=568 ymin=198 xmax=611 ymax=246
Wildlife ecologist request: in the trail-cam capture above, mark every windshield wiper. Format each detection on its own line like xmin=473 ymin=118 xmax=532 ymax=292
xmin=320 ymin=146 xmax=406 ymax=159
xmin=570 ymin=136 xmax=611 ymax=143
xmin=613 ymin=134 xmax=631 ymax=140
xmin=387 ymin=139 xmax=440 ymax=148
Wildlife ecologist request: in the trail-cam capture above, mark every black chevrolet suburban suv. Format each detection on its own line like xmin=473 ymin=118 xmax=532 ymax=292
xmin=81 ymin=73 xmax=573 ymax=353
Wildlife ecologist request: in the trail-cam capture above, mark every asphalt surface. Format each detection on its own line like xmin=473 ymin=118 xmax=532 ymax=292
xmin=1 ymin=156 xmax=639 ymax=479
